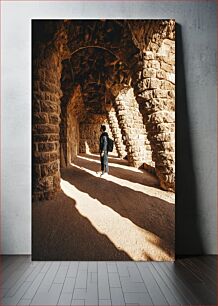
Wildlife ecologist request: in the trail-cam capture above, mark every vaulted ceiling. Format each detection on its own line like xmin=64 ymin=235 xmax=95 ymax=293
xmin=33 ymin=19 xmax=175 ymax=115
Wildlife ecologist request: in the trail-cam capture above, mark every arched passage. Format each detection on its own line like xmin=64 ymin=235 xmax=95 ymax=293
xmin=32 ymin=19 xmax=175 ymax=201
xmin=32 ymin=19 xmax=175 ymax=261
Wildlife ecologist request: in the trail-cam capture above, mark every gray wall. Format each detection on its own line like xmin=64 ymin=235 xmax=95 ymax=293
xmin=1 ymin=1 xmax=217 ymax=255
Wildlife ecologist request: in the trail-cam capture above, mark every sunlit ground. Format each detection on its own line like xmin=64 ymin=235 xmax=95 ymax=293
xmin=59 ymin=153 xmax=175 ymax=261
xmin=75 ymin=154 xmax=175 ymax=204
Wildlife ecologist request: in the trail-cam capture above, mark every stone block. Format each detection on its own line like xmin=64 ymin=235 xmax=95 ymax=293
xmin=152 ymin=151 xmax=175 ymax=163
xmin=53 ymin=174 xmax=60 ymax=189
xmin=155 ymin=157 xmax=175 ymax=169
xmin=44 ymin=71 xmax=58 ymax=83
xmin=155 ymin=141 xmax=175 ymax=152
xmin=49 ymin=114 xmax=60 ymax=124
xmin=33 ymin=152 xmax=50 ymax=163
xmin=150 ymin=78 xmax=160 ymax=89
xmin=33 ymin=91 xmax=44 ymax=100
xmin=156 ymin=44 xmax=170 ymax=57
xmin=151 ymin=111 xmax=175 ymax=123
xmin=163 ymin=54 xmax=175 ymax=65
xmin=40 ymin=81 xmax=53 ymax=92
xmin=136 ymin=78 xmax=150 ymax=92
xmin=142 ymin=61 xmax=152 ymax=69
xmin=138 ymin=90 xmax=153 ymax=101
xmin=161 ymin=61 xmax=174 ymax=73
xmin=153 ymin=89 xmax=168 ymax=98
xmin=32 ymin=124 xmax=59 ymax=134
xmin=168 ymin=90 xmax=175 ymax=98
xmin=45 ymin=92 xmax=51 ymax=100
xmin=33 ymin=134 xmax=59 ymax=142
xmin=41 ymin=101 xmax=59 ymax=113
xmin=156 ymin=70 xmax=167 ymax=79
xmin=51 ymin=93 xmax=62 ymax=103
xmin=38 ymin=142 xmax=56 ymax=152
xmin=150 ymin=60 xmax=160 ymax=69
xmin=143 ymin=98 xmax=175 ymax=114
xmin=50 ymin=152 xmax=59 ymax=161
xmin=152 ymin=132 xmax=175 ymax=142
xmin=33 ymin=112 xmax=49 ymax=124
xmin=143 ymin=51 xmax=155 ymax=60
xmin=41 ymin=161 xmax=59 ymax=177
xmin=163 ymin=39 xmax=174 ymax=46
xmin=160 ymin=80 xmax=174 ymax=90
xmin=33 ymin=176 xmax=53 ymax=192
xmin=147 ymin=111 xmax=175 ymax=124
xmin=143 ymin=68 xmax=156 ymax=78
xmin=166 ymin=72 xmax=175 ymax=84
xmin=32 ymin=99 xmax=41 ymax=113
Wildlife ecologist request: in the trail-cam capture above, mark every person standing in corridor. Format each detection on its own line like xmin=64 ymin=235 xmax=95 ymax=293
xmin=99 ymin=125 xmax=109 ymax=177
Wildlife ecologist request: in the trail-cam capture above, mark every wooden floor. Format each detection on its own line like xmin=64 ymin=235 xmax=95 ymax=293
xmin=0 ymin=256 xmax=217 ymax=305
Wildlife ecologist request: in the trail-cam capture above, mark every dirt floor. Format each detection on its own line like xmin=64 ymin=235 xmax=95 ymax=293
xmin=32 ymin=154 xmax=175 ymax=261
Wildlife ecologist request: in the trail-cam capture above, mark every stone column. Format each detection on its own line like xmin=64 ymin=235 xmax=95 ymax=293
xmin=107 ymin=108 xmax=126 ymax=158
xmin=60 ymin=104 xmax=68 ymax=168
xmin=113 ymin=87 xmax=151 ymax=168
xmin=32 ymin=45 xmax=62 ymax=200
xmin=133 ymin=39 xmax=175 ymax=191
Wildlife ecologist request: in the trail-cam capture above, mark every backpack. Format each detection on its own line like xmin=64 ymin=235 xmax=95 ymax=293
xmin=107 ymin=137 xmax=114 ymax=152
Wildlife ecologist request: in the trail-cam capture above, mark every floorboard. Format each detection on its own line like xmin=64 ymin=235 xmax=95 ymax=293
xmin=0 ymin=256 xmax=217 ymax=305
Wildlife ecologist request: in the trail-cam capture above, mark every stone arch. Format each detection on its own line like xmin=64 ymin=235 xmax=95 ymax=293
xmin=71 ymin=45 xmax=120 ymax=60
xmin=32 ymin=19 xmax=175 ymax=201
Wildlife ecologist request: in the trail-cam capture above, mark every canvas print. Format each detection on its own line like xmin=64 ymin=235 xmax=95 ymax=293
xmin=32 ymin=19 xmax=175 ymax=261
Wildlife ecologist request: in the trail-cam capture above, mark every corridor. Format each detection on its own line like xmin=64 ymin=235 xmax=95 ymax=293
xmin=32 ymin=154 xmax=175 ymax=261
xmin=32 ymin=19 xmax=176 ymax=261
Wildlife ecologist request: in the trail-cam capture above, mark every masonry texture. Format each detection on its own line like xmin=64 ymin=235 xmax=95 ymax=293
xmin=79 ymin=114 xmax=116 ymax=154
xmin=32 ymin=19 xmax=175 ymax=200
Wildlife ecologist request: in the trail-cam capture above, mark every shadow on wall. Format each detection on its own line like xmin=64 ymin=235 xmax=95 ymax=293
xmin=176 ymin=24 xmax=205 ymax=255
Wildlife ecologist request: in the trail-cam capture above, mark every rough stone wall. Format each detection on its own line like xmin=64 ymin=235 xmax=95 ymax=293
xmin=32 ymin=20 xmax=175 ymax=201
xmin=60 ymin=104 xmax=67 ymax=168
xmin=67 ymin=114 xmax=80 ymax=164
xmin=133 ymin=38 xmax=175 ymax=190
xmin=113 ymin=86 xmax=152 ymax=168
xmin=79 ymin=123 xmax=102 ymax=153
xmin=80 ymin=115 xmax=105 ymax=154
xmin=32 ymin=47 xmax=62 ymax=201
xmin=79 ymin=115 xmax=116 ymax=154
xmin=60 ymin=85 xmax=86 ymax=167
xmin=107 ymin=108 xmax=127 ymax=158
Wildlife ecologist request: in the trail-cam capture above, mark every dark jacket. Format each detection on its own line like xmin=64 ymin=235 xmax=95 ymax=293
xmin=99 ymin=132 xmax=108 ymax=153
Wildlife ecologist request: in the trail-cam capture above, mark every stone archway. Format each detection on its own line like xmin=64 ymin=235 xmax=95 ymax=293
xmin=32 ymin=19 xmax=175 ymax=201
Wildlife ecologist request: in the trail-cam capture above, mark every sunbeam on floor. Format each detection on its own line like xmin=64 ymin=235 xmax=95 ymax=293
xmin=33 ymin=153 xmax=175 ymax=261
xmin=61 ymin=178 xmax=174 ymax=261
xmin=72 ymin=155 xmax=175 ymax=204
